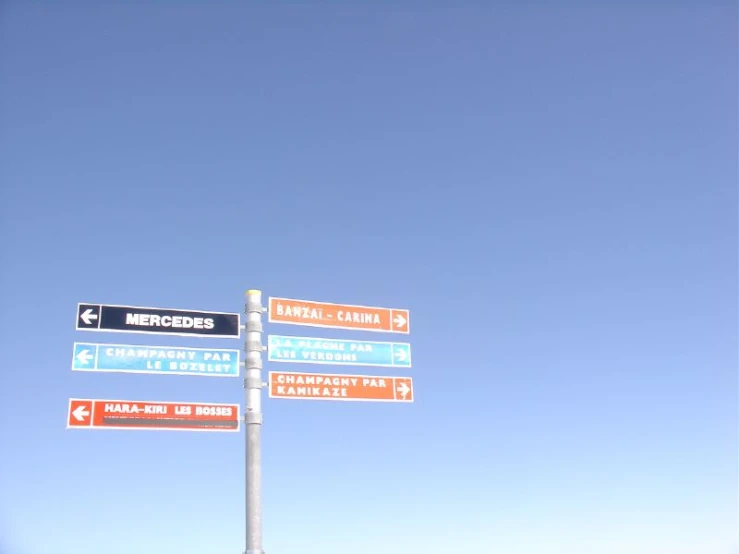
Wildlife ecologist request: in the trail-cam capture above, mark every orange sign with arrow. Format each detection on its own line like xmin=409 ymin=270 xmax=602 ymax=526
xmin=66 ymin=398 xmax=240 ymax=432
xmin=268 ymin=296 xmax=410 ymax=334
xmin=269 ymin=371 xmax=413 ymax=403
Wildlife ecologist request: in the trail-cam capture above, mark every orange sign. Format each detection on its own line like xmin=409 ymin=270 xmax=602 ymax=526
xmin=269 ymin=371 xmax=414 ymax=402
xmin=268 ymin=296 xmax=410 ymax=334
xmin=66 ymin=398 xmax=240 ymax=432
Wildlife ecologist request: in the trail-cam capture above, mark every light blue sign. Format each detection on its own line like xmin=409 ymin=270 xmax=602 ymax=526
xmin=267 ymin=335 xmax=411 ymax=368
xmin=71 ymin=342 xmax=240 ymax=377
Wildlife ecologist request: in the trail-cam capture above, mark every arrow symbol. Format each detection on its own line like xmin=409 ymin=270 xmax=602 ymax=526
xmin=75 ymin=349 xmax=93 ymax=365
xmin=397 ymin=381 xmax=411 ymax=400
xmin=393 ymin=347 xmax=408 ymax=362
xmin=80 ymin=308 xmax=98 ymax=325
xmin=72 ymin=405 xmax=90 ymax=421
xmin=393 ymin=314 xmax=407 ymax=329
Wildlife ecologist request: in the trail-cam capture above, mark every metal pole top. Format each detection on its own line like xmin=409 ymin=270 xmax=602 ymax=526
xmin=245 ymin=289 xmax=262 ymax=296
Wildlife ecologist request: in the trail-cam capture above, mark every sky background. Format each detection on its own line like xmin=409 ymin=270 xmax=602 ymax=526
xmin=0 ymin=2 xmax=737 ymax=554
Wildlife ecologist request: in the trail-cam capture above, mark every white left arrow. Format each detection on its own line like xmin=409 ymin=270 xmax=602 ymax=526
xmin=80 ymin=309 xmax=98 ymax=325
xmin=72 ymin=405 xmax=90 ymax=421
xmin=76 ymin=349 xmax=93 ymax=365
xmin=397 ymin=381 xmax=411 ymax=400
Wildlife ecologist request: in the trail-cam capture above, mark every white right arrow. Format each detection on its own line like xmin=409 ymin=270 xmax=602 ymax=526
xmin=80 ymin=308 xmax=98 ymax=325
xmin=72 ymin=405 xmax=90 ymax=421
xmin=76 ymin=349 xmax=93 ymax=365
xmin=394 ymin=347 xmax=408 ymax=362
xmin=393 ymin=314 xmax=407 ymax=329
xmin=397 ymin=381 xmax=411 ymax=400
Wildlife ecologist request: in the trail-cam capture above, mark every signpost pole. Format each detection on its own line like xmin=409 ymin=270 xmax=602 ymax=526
xmin=244 ymin=290 xmax=265 ymax=554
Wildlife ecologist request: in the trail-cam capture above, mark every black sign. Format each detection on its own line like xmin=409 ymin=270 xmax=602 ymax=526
xmin=75 ymin=303 xmax=241 ymax=338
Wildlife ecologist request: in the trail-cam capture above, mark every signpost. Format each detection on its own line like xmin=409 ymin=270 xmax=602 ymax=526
xmin=68 ymin=290 xmax=413 ymax=554
xmin=268 ymin=296 xmax=410 ymax=334
xmin=67 ymin=398 xmax=241 ymax=432
xmin=72 ymin=342 xmax=240 ymax=377
xmin=76 ymin=302 xmax=241 ymax=338
xmin=268 ymin=371 xmax=414 ymax=402
xmin=243 ymin=290 xmax=265 ymax=554
xmin=267 ymin=334 xmax=411 ymax=368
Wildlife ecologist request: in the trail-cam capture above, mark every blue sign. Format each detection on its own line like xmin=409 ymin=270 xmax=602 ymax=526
xmin=267 ymin=335 xmax=411 ymax=368
xmin=71 ymin=342 xmax=240 ymax=377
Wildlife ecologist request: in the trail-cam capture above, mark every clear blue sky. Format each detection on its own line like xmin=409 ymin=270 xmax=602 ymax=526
xmin=0 ymin=3 xmax=736 ymax=554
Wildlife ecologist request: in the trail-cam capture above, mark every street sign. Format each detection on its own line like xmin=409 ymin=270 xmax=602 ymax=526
xmin=268 ymin=371 xmax=413 ymax=403
xmin=268 ymin=296 xmax=410 ymax=334
xmin=66 ymin=398 xmax=240 ymax=432
xmin=267 ymin=335 xmax=411 ymax=368
xmin=71 ymin=342 xmax=240 ymax=377
xmin=75 ymin=302 xmax=240 ymax=338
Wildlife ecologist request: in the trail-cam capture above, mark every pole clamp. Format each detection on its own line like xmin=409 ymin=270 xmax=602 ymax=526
xmin=245 ymin=300 xmax=263 ymax=314
xmin=244 ymin=320 xmax=263 ymax=333
xmin=244 ymin=377 xmax=263 ymax=390
xmin=245 ymin=339 xmax=262 ymax=353
xmin=244 ymin=412 xmax=263 ymax=425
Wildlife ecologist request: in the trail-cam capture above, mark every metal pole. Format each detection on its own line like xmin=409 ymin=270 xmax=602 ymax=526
xmin=244 ymin=290 xmax=265 ymax=554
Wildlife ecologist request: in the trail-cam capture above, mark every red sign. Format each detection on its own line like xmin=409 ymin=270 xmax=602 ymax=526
xmin=269 ymin=371 xmax=414 ymax=403
xmin=268 ymin=296 xmax=410 ymax=334
xmin=66 ymin=398 xmax=240 ymax=432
